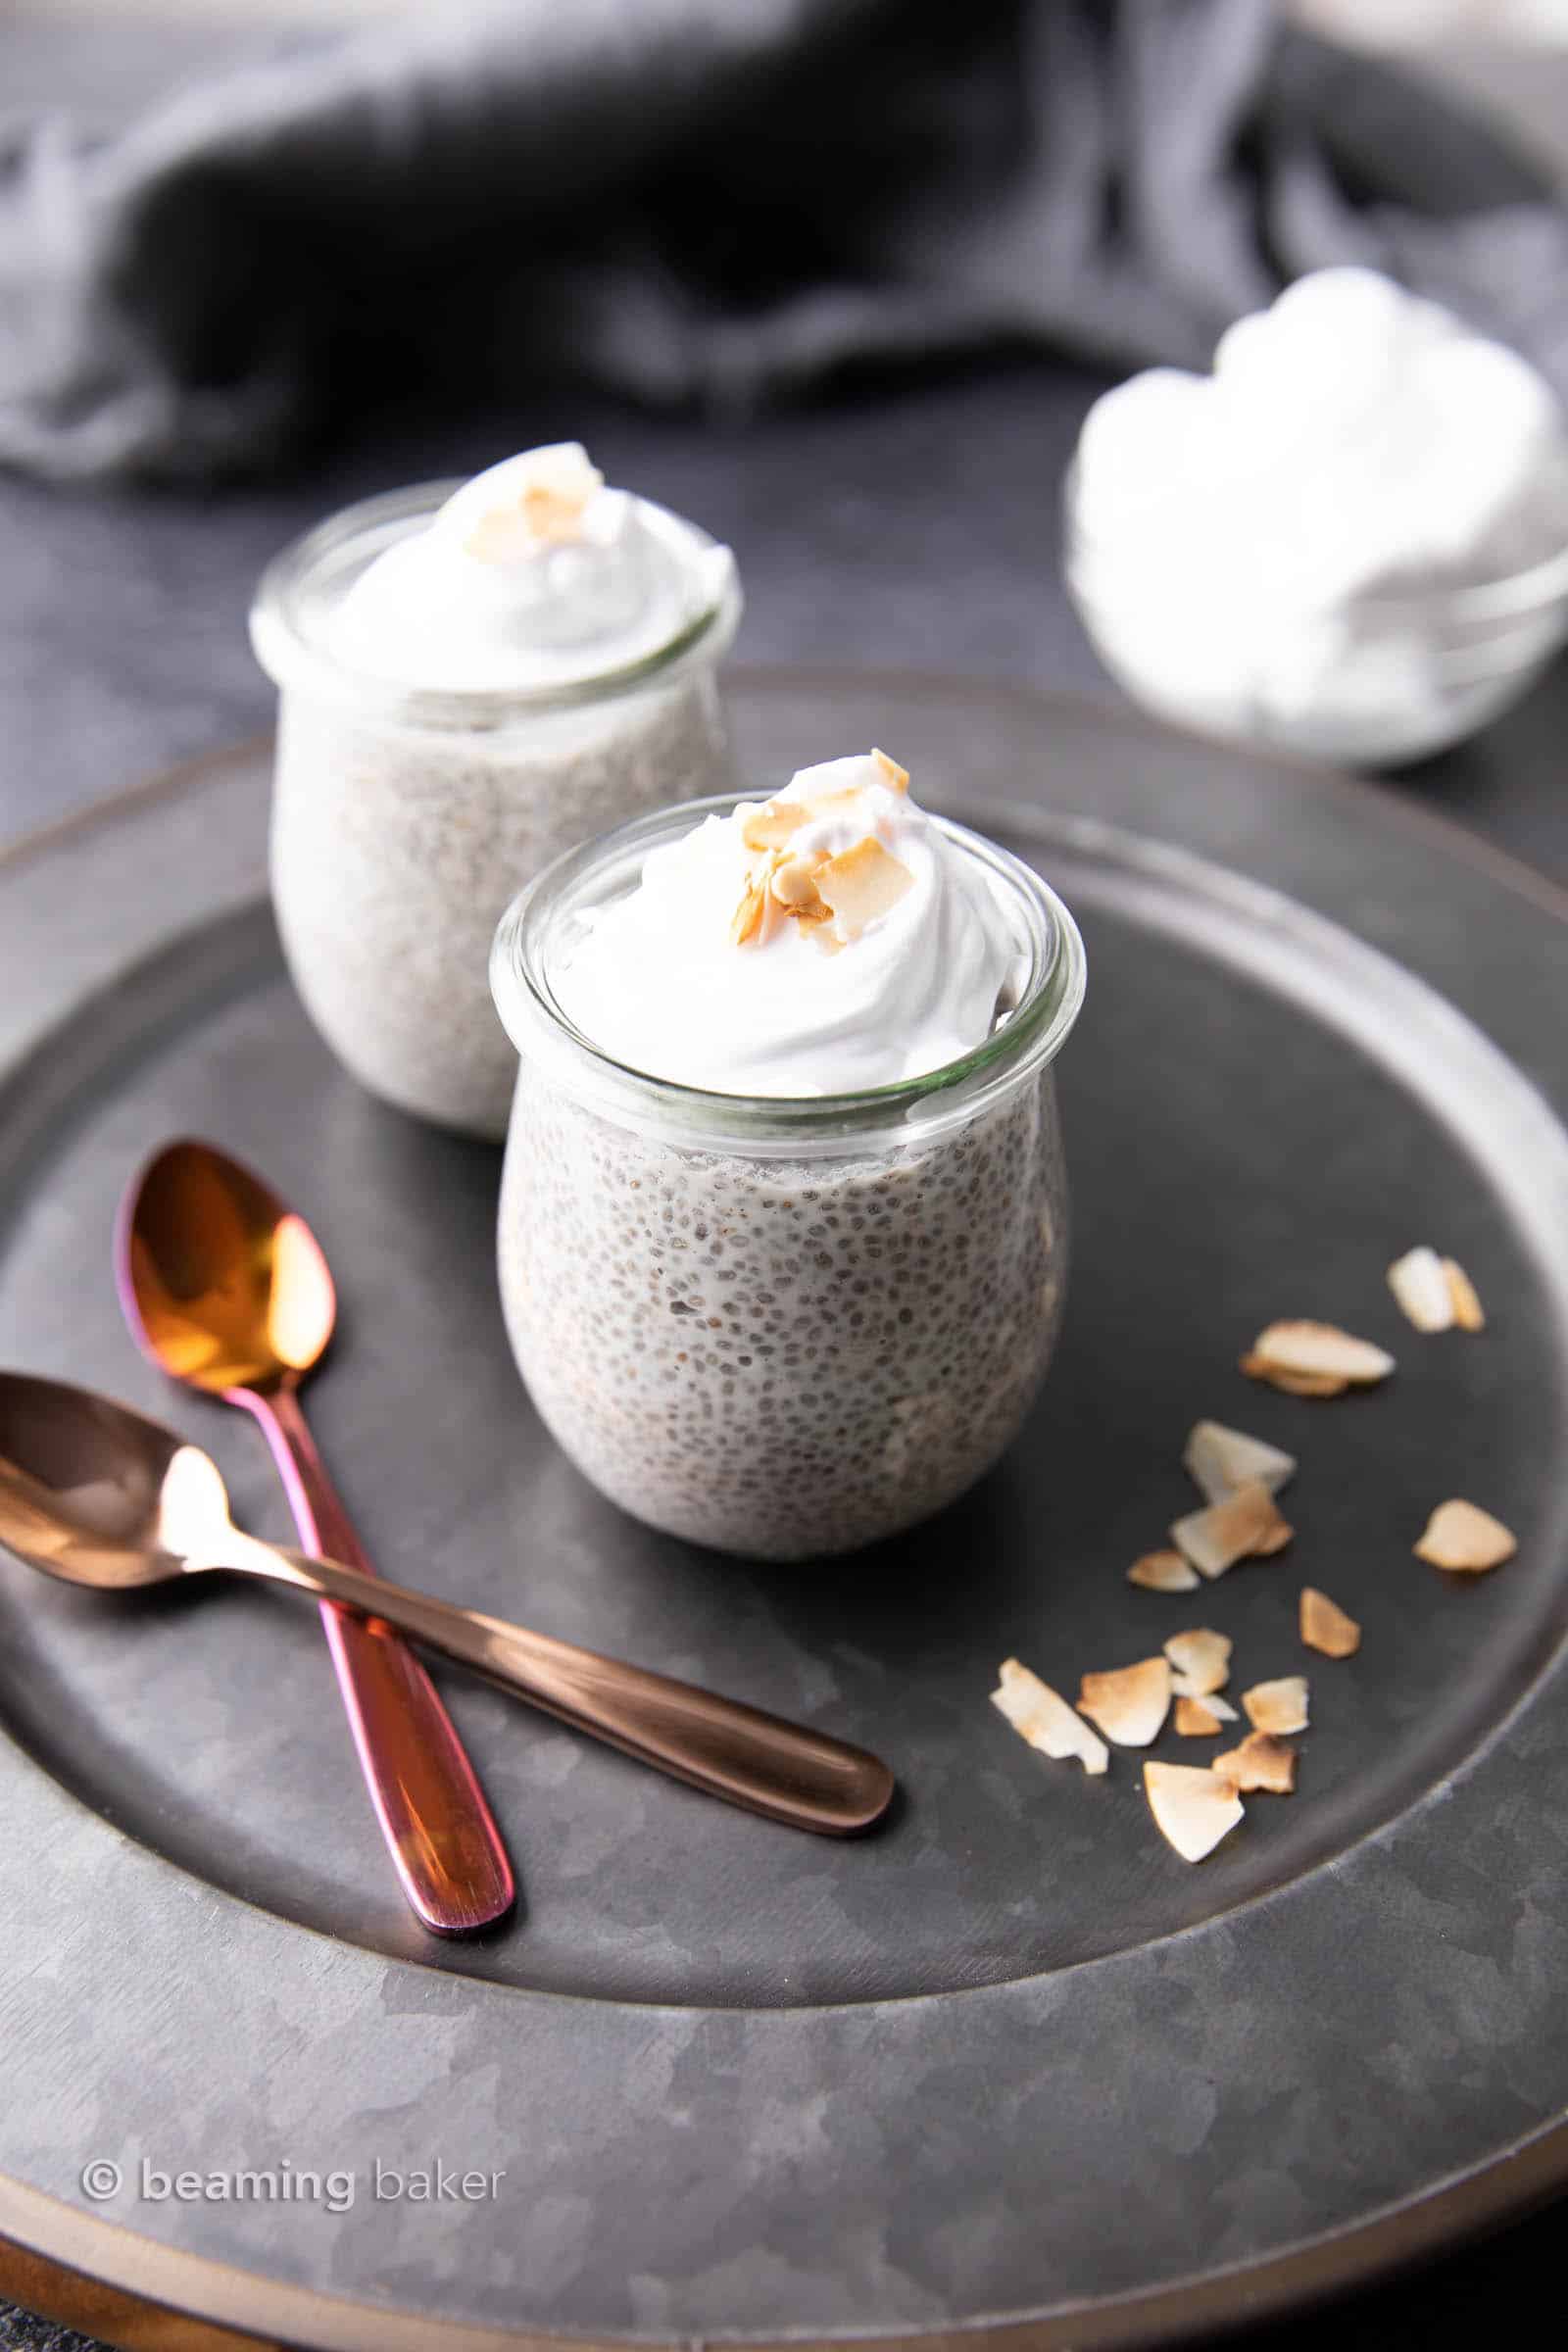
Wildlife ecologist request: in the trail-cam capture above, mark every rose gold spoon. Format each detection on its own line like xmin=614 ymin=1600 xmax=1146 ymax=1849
xmin=116 ymin=1139 xmax=514 ymax=1936
xmin=0 ymin=1375 xmax=895 ymax=1837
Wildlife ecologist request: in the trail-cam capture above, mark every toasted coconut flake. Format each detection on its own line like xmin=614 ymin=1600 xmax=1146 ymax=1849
xmin=991 ymin=1658 xmax=1108 ymax=1775
xmin=1387 ymin=1247 xmax=1453 ymax=1333
xmin=1127 ymin=1548 xmax=1200 ymax=1592
xmin=870 ymin=747 xmax=909 ymax=793
xmin=1414 ymin=1499 xmax=1516 ymax=1573
xmin=770 ymin=857 xmax=826 ymax=914
xmin=464 ymin=447 xmax=603 ymax=561
xmin=729 ymin=868 xmax=770 ymax=948
xmin=1162 ymin=1629 xmax=1232 ymax=1696
xmin=1241 ymin=1354 xmax=1349 ymax=1397
xmin=817 ymin=837 xmax=914 ymax=939
xmin=741 ymin=800 xmax=808 ymax=854
xmin=1077 ymin=1657 xmax=1171 ymax=1747
xmin=1300 ymin=1587 xmax=1361 ymax=1658
xmin=1173 ymin=1685 xmax=1238 ymax=1719
xmin=1183 ymin=1420 xmax=1298 ymax=1504
xmin=1248 ymin=1321 xmax=1395 ymax=1387
xmin=1144 ymin=1762 xmax=1245 ymax=1862
xmin=1170 ymin=1479 xmax=1293 ymax=1580
xmin=1242 ymin=1676 xmax=1309 ymax=1736
xmin=1443 ymin=1258 xmax=1486 ymax=1332
xmin=1175 ymin=1695 xmax=1225 ymax=1736
xmin=1213 ymin=1731 xmax=1297 ymax=1794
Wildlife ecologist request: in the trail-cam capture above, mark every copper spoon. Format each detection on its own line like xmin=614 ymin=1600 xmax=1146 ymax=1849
xmin=0 ymin=1376 xmax=895 ymax=1837
xmin=116 ymin=1139 xmax=514 ymax=1936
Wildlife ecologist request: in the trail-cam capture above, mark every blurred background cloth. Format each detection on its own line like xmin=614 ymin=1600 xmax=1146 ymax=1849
xmin=3 ymin=0 xmax=1568 ymax=483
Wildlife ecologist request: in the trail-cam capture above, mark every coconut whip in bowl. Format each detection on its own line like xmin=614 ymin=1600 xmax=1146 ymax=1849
xmin=1066 ymin=270 xmax=1568 ymax=764
xmin=491 ymin=755 xmax=1086 ymax=1561
xmin=252 ymin=444 xmax=741 ymax=1138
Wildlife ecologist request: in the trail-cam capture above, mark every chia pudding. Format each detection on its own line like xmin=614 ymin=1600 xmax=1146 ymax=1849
xmin=251 ymin=445 xmax=741 ymax=1139
xmin=491 ymin=758 xmax=1086 ymax=1561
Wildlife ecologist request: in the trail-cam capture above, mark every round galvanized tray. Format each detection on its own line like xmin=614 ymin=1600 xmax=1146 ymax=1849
xmin=0 ymin=670 xmax=1566 ymax=2351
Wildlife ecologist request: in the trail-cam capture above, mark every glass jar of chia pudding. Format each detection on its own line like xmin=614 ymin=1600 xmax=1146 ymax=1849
xmin=490 ymin=794 xmax=1086 ymax=1562
xmin=250 ymin=458 xmax=742 ymax=1139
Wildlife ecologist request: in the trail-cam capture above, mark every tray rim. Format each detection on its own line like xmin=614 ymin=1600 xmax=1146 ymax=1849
xmin=3 ymin=668 xmax=1568 ymax=2352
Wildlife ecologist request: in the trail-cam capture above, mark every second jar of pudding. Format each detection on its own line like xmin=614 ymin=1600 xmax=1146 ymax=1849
xmin=490 ymin=755 xmax=1087 ymax=1561
xmin=250 ymin=445 xmax=742 ymax=1139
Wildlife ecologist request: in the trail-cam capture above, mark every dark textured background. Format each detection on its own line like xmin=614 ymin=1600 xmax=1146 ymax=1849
xmin=3 ymin=12 xmax=1567 ymax=2351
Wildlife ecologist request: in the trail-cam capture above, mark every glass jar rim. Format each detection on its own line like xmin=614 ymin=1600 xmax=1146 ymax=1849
xmin=249 ymin=478 xmax=742 ymax=726
xmin=491 ymin=791 xmax=1087 ymax=1153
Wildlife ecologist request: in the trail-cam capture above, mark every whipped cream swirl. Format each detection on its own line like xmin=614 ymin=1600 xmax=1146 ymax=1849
xmin=555 ymin=754 xmax=1023 ymax=1097
xmin=331 ymin=443 xmax=733 ymax=693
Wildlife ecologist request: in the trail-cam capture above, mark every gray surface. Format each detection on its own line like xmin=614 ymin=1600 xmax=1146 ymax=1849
xmin=0 ymin=677 xmax=1566 ymax=2352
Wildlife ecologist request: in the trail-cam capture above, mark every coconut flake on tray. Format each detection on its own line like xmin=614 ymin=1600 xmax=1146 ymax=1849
xmin=1144 ymin=1762 xmax=1245 ymax=1862
xmin=1213 ymin=1732 xmax=1298 ymax=1794
xmin=1242 ymin=1321 xmax=1396 ymax=1396
xmin=1414 ymin=1500 xmax=1517 ymax=1573
xmin=1300 ymin=1587 xmax=1361 ymax=1658
xmin=1443 ymin=1259 xmax=1486 ymax=1331
xmin=1170 ymin=1480 xmax=1293 ymax=1579
xmin=1162 ymin=1629 xmax=1233 ymax=1696
xmin=1387 ymin=1247 xmax=1455 ymax=1333
xmin=991 ymin=1658 xmax=1109 ymax=1776
xmin=1127 ymin=1548 xmax=1200 ymax=1592
xmin=1078 ymin=1658 xmax=1173 ymax=1747
xmin=1242 ymin=1677 xmax=1311 ymax=1736
xmin=1174 ymin=1694 xmax=1240 ymax=1735
xmin=1183 ymin=1420 xmax=1298 ymax=1503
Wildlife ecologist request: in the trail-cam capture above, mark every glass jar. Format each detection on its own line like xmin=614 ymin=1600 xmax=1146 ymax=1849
xmin=490 ymin=795 xmax=1087 ymax=1561
xmin=250 ymin=482 xmax=742 ymax=1139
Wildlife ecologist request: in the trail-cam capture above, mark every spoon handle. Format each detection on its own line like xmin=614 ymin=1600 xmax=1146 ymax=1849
xmin=225 ymin=1537 xmax=894 ymax=1838
xmin=240 ymin=1387 xmax=514 ymax=1934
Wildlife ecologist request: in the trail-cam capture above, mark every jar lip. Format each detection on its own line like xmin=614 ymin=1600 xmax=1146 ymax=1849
xmin=249 ymin=478 xmax=742 ymax=723
xmin=491 ymin=791 xmax=1087 ymax=1150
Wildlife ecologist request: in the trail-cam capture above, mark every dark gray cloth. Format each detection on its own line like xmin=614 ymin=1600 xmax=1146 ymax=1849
xmin=1 ymin=0 xmax=1565 ymax=483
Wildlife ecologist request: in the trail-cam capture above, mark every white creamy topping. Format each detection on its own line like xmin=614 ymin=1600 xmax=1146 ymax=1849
xmin=1074 ymin=270 xmax=1568 ymax=602
xmin=555 ymin=755 xmax=1023 ymax=1097
xmin=331 ymin=443 xmax=731 ymax=692
xmin=1068 ymin=270 xmax=1568 ymax=759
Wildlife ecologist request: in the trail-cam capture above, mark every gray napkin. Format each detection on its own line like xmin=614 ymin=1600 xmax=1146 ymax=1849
xmin=2 ymin=0 xmax=1565 ymax=483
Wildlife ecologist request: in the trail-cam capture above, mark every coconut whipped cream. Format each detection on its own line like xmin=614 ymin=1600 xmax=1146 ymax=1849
xmin=1075 ymin=271 xmax=1568 ymax=598
xmin=331 ymin=443 xmax=734 ymax=692
xmin=1067 ymin=270 xmax=1568 ymax=761
xmin=555 ymin=753 xmax=1022 ymax=1097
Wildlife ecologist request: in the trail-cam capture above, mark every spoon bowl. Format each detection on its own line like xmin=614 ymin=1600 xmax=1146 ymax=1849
xmin=0 ymin=1372 xmax=224 ymax=1590
xmin=118 ymin=1139 xmax=336 ymax=1396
